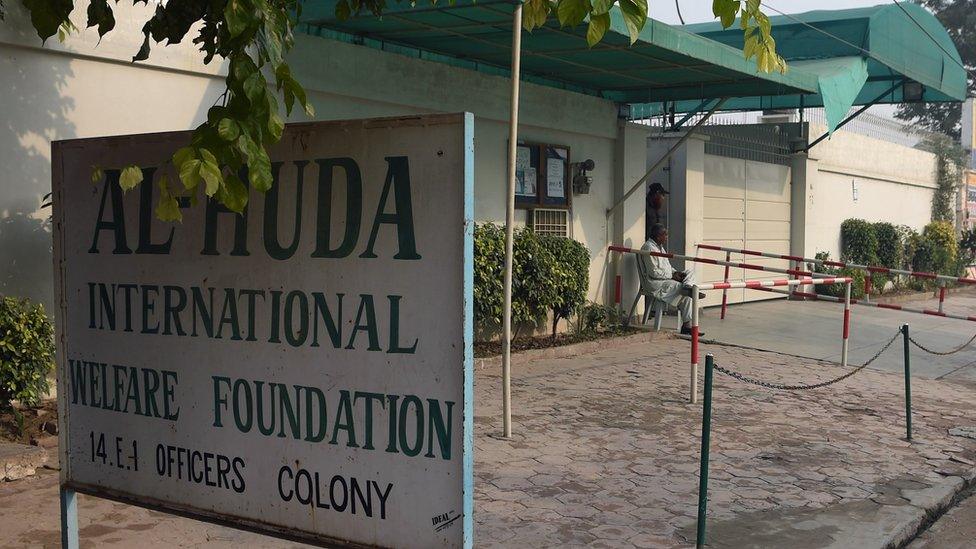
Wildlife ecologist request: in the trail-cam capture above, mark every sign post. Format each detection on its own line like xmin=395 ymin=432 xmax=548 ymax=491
xmin=52 ymin=113 xmax=475 ymax=548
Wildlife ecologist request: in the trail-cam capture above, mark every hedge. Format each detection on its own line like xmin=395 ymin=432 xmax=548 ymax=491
xmin=1 ymin=297 xmax=54 ymax=410
xmin=473 ymin=223 xmax=590 ymax=337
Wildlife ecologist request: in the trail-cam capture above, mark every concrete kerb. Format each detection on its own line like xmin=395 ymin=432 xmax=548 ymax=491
xmin=474 ymin=329 xmax=670 ymax=371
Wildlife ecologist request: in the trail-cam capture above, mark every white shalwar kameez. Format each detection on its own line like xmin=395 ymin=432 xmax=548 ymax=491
xmin=638 ymin=238 xmax=697 ymax=321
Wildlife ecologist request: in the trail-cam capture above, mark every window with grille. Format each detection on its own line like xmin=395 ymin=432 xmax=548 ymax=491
xmin=531 ymin=208 xmax=570 ymax=237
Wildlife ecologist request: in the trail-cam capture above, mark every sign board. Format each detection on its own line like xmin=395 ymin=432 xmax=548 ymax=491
xmin=52 ymin=113 xmax=474 ymax=548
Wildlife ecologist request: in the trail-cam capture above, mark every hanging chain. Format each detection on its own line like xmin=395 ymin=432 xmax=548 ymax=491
xmin=908 ymin=331 xmax=976 ymax=356
xmin=711 ymin=331 xmax=901 ymax=391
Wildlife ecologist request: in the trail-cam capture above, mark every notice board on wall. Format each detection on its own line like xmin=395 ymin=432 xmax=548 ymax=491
xmin=52 ymin=113 xmax=474 ymax=548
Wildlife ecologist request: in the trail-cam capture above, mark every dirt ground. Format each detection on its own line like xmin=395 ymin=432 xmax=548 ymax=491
xmin=0 ymin=400 xmax=58 ymax=446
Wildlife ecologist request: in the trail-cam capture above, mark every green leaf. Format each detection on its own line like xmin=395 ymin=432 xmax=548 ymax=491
xmin=179 ymin=159 xmax=203 ymax=190
xmin=90 ymin=166 xmax=104 ymax=185
xmin=590 ymin=0 xmax=613 ymax=16
xmin=586 ymin=13 xmax=610 ymax=47
xmin=522 ymin=0 xmax=550 ymax=32
xmin=119 ymin=166 xmax=144 ymax=192
xmin=243 ymin=72 xmax=265 ymax=103
xmin=218 ymin=173 xmax=249 ymax=213
xmin=199 ymin=158 xmax=224 ymax=196
xmin=156 ymin=196 xmax=183 ymax=222
xmin=248 ymin=147 xmax=273 ymax=192
xmin=86 ymin=0 xmax=116 ymax=38
xmin=556 ymin=0 xmax=589 ymax=28
xmin=173 ymin=147 xmax=196 ymax=168
xmin=267 ymin=111 xmax=284 ymax=141
xmin=218 ymin=118 xmax=240 ymax=141
xmin=22 ymin=0 xmax=72 ymax=42
xmin=617 ymin=0 xmax=647 ymax=44
xmin=224 ymin=0 xmax=249 ymax=38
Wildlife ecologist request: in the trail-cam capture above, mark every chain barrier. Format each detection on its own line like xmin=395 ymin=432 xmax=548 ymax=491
xmin=711 ymin=331 xmax=901 ymax=391
xmin=908 ymin=331 xmax=976 ymax=356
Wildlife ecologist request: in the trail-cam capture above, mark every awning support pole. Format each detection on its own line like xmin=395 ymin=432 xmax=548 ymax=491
xmin=501 ymin=2 xmax=523 ymax=439
xmin=607 ymin=97 xmax=727 ymax=219
xmin=668 ymin=98 xmax=714 ymax=132
xmin=804 ymin=80 xmax=903 ymax=151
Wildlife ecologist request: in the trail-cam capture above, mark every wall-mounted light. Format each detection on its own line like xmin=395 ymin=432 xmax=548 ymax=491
xmin=572 ymin=159 xmax=595 ymax=195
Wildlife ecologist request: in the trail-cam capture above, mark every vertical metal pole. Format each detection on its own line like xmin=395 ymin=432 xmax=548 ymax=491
xmin=720 ymin=251 xmax=730 ymax=320
xmin=842 ymin=282 xmax=851 ymax=369
xmin=938 ymin=284 xmax=947 ymax=314
xmin=60 ymin=487 xmax=78 ymax=549
xmin=500 ymin=3 xmax=522 ymax=438
xmin=696 ymin=354 xmax=715 ymax=549
xmin=902 ymin=324 xmax=913 ymax=441
xmin=691 ymin=287 xmax=700 ymax=404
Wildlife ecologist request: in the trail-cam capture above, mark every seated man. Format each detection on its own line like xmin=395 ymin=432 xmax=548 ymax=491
xmin=639 ymin=223 xmax=704 ymax=336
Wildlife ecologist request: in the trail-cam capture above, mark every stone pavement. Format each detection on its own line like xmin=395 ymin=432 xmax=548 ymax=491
xmin=3 ymin=336 xmax=976 ymax=547
xmin=474 ymin=336 xmax=976 ymax=547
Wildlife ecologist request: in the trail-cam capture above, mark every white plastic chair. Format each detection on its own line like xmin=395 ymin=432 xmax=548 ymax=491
xmin=627 ymin=252 xmax=682 ymax=330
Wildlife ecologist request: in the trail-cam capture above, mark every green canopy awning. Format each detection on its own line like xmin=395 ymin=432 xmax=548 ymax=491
xmin=632 ymin=3 xmax=967 ymax=123
xmin=298 ymin=1 xmax=820 ymax=103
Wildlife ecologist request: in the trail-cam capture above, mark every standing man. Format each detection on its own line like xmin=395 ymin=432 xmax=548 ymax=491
xmin=640 ymin=223 xmax=704 ymax=336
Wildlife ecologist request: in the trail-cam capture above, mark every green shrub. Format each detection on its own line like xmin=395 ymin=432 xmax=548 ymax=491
xmin=0 ymin=297 xmax=54 ymax=410
xmin=473 ymin=223 xmax=591 ymax=337
xmin=960 ymin=228 xmax=976 ymax=264
xmin=810 ymin=252 xmax=865 ymax=299
xmin=539 ymin=235 xmax=590 ymax=337
xmin=840 ymin=219 xmax=878 ymax=265
xmin=921 ymin=221 xmax=959 ymax=276
xmin=871 ymin=222 xmax=902 ymax=292
xmin=897 ymin=225 xmax=921 ymax=270
xmin=575 ymin=302 xmax=621 ymax=333
xmin=473 ymin=223 xmax=505 ymax=329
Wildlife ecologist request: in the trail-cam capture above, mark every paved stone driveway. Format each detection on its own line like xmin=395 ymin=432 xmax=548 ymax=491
xmin=474 ymin=337 xmax=976 ymax=547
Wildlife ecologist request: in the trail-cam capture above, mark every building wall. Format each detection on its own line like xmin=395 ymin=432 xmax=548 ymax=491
xmin=804 ymin=122 xmax=937 ymax=260
xmin=0 ymin=3 xmax=644 ymax=311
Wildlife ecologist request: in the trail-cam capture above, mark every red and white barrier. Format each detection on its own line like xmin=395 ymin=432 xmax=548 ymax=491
xmin=696 ymin=243 xmax=976 ymax=286
xmin=609 ymin=245 xmax=853 ymax=403
xmin=697 ymin=243 xmax=974 ymax=312
xmin=771 ymin=289 xmax=976 ymax=323
xmin=608 ymin=245 xmax=820 ymax=278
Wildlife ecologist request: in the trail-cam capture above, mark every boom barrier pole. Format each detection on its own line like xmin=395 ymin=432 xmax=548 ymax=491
xmin=720 ymin=251 xmax=730 ymax=320
xmin=902 ymin=324 xmax=913 ymax=441
xmin=691 ymin=286 xmax=700 ymax=404
xmin=695 ymin=354 xmax=715 ymax=549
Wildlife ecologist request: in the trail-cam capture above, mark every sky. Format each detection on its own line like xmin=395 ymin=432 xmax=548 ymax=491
xmin=653 ymin=0 xmax=892 ymax=25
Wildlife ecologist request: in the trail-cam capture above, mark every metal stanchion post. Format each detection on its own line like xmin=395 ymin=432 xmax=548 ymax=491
xmin=938 ymin=284 xmax=946 ymax=314
xmin=696 ymin=354 xmax=715 ymax=549
xmin=60 ymin=486 xmax=78 ymax=549
xmin=691 ymin=286 xmax=700 ymax=404
xmin=841 ymin=282 xmax=851 ymax=369
xmin=902 ymin=323 xmax=913 ymax=441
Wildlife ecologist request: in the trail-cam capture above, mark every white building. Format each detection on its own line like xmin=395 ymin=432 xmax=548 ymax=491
xmin=0 ymin=2 xmax=966 ymax=324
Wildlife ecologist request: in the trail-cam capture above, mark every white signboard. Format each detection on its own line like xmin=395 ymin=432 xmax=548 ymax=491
xmin=52 ymin=114 xmax=474 ymax=548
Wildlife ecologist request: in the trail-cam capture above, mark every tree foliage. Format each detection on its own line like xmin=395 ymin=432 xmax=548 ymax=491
xmin=6 ymin=0 xmax=785 ymax=217
xmin=918 ymin=133 xmax=966 ymax=223
xmin=895 ymin=0 xmax=975 ymax=138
